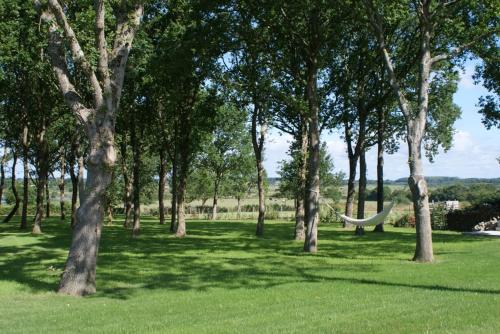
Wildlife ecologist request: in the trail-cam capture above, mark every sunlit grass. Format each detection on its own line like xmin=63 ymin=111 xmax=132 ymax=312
xmin=1 ymin=216 xmax=499 ymax=333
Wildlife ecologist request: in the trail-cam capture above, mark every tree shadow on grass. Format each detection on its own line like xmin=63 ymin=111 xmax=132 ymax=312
xmin=0 ymin=217 xmax=498 ymax=299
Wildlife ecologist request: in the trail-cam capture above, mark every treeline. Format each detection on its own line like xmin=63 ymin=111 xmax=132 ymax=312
xmin=387 ymin=177 xmax=500 ymax=187
xmin=429 ymin=183 xmax=500 ymax=205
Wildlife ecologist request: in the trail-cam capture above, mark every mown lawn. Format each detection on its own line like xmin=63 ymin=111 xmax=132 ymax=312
xmin=1 ymin=217 xmax=499 ymax=333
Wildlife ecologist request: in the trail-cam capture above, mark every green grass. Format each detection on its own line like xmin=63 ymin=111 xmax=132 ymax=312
xmin=1 ymin=216 xmax=500 ymax=333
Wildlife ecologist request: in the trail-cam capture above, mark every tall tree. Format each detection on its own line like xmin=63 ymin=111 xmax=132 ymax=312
xmin=229 ymin=0 xmax=275 ymax=236
xmin=2 ymin=152 xmax=19 ymax=223
xmin=37 ymin=0 xmax=143 ymax=295
xmin=200 ymin=104 xmax=252 ymax=220
xmin=364 ymin=0 xmax=496 ymax=261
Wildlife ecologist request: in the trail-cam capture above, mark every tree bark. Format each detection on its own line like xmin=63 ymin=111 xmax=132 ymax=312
xmin=408 ymin=135 xmax=433 ymax=262
xmin=59 ymin=150 xmax=66 ymax=220
xmin=3 ymin=153 xmax=20 ymax=223
xmin=355 ymin=152 xmax=367 ymax=236
xmin=158 ymin=148 xmax=167 ymax=225
xmin=374 ymin=107 xmax=385 ymax=232
xmin=303 ymin=44 xmax=320 ymax=253
xmin=251 ymin=105 xmax=266 ymax=237
xmin=294 ymin=119 xmax=308 ymax=240
xmin=58 ymin=124 xmax=116 ymax=296
xmin=20 ymin=126 xmax=29 ymax=229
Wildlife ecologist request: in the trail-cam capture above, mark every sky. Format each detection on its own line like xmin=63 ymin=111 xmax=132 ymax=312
xmin=264 ymin=60 xmax=500 ymax=179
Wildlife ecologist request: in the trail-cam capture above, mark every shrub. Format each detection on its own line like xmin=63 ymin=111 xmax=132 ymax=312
xmin=446 ymin=198 xmax=500 ymax=231
xmin=430 ymin=204 xmax=448 ymax=230
xmin=393 ymin=214 xmax=416 ymax=228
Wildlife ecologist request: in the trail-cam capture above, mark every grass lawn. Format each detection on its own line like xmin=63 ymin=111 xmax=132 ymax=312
xmin=1 ymin=217 xmax=499 ymax=333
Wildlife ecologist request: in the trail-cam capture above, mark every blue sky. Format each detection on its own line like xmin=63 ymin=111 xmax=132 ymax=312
xmin=265 ymin=60 xmax=500 ymax=179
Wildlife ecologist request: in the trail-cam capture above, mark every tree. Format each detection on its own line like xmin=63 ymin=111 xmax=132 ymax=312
xmin=0 ymin=146 xmax=7 ymax=208
xmin=200 ymin=104 xmax=252 ymax=220
xmin=364 ymin=0 xmax=497 ymax=262
xmin=150 ymin=0 xmax=227 ymax=237
xmin=229 ymin=0 xmax=275 ymax=236
xmin=278 ymin=142 xmax=343 ymax=233
xmin=37 ymin=0 xmax=144 ymax=295
xmin=224 ymin=162 xmax=255 ymax=220
xmin=2 ymin=152 xmax=20 ymax=223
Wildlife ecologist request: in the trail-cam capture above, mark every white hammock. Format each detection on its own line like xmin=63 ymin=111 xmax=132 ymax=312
xmin=339 ymin=202 xmax=395 ymax=227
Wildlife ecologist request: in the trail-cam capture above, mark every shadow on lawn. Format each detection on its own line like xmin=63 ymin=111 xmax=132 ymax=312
xmin=0 ymin=217 xmax=498 ymax=299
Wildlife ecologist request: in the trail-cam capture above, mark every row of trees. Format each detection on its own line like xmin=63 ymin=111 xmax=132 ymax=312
xmin=0 ymin=0 xmax=498 ymax=296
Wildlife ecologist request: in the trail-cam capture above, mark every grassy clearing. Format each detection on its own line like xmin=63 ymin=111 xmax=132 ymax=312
xmin=1 ymin=216 xmax=499 ymax=333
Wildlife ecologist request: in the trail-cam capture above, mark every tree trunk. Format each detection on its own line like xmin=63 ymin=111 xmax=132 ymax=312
xmin=294 ymin=119 xmax=308 ymax=240
xmin=0 ymin=147 xmax=6 ymax=207
xmin=20 ymin=125 xmax=29 ymax=229
xmin=58 ymin=125 xmax=116 ymax=296
xmin=212 ymin=181 xmax=219 ymax=221
xmin=45 ymin=177 xmax=50 ymax=218
xmin=119 ymin=141 xmax=132 ymax=228
xmin=237 ymin=197 xmax=241 ymax=219
xmin=303 ymin=49 xmax=320 ymax=253
xmin=175 ymin=165 xmax=187 ymax=238
xmin=170 ymin=151 xmax=178 ymax=233
xmin=408 ymin=136 xmax=434 ymax=262
xmin=69 ymin=161 xmax=79 ymax=228
xmin=33 ymin=124 xmax=49 ymax=234
xmin=59 ymin=151 xmax=66 ymax=220
xmin=158 ymin=148 xmax=167 ymax=225
xmin=251 ymin=105 xmax=266 ymax=237
xmin=107 ymin=205 xmax=113 ymax=225
xmin=345 ymin=153 xmax=357 ymax=220
xmin=374 ymin=107 xmax=385 ymax=233
xmin=32 ymin=176 xmax=46 ymax=234
xmin=355 ymin=152 xmax=367 ymax=236
xmin=3 ymin=153 xmax=19 ymax=223
xmin=131 ymin=125 xmax=141 ymax=238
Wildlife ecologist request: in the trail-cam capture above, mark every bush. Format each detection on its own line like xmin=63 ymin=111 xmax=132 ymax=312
xmin=446 ymin=198 xmax=500 ymax=232
xmin=393 ymin=214 xmax=416 ymax=228
xmin=390 ymin=189 xmax=412 ymax=204
xmin=430 ymin=204 xmax=448 ymax=230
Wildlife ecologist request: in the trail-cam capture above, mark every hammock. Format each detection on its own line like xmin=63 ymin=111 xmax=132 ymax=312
xmin=338 ymin=202 xmax=395 ymax=227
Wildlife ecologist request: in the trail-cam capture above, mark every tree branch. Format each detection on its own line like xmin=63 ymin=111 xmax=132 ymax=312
xmin=95 ymin=0 xmax=110 ymax=94
xmin=43 ymin=9 xmax=91 ymax=127
xmin=430 ymin=29 xmax=500 ymax=65
xmin=47 ymin=0 xmax=103 ymax=109
xmin=109 ymin=2 xmax=144 ymax=112
xmin=364 ymin=0 xmax=411 ymax=120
